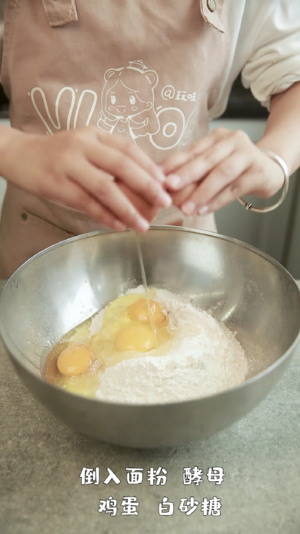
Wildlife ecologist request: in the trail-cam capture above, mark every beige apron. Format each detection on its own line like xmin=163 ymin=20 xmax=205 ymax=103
xmin=0 ymin=0 xmax=229 ymax=277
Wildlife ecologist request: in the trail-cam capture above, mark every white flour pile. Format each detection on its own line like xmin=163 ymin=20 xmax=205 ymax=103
xmin=93 ymin=287 xmax=247 ymax=404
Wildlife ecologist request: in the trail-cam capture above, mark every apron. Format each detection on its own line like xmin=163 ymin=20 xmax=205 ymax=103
xmin=0 ymin=0 xmax=229 ymax=278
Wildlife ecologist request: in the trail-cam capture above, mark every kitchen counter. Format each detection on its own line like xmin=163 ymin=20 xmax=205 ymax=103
xmin=1 ymin=282 xmax=300 ymax=534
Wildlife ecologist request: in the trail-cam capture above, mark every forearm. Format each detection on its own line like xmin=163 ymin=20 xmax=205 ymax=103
xmin=257 ymin=81 xmax=300 ymax=174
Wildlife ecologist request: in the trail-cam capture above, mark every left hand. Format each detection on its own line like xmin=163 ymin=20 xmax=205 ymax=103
xmin=161 ymin=128 xmax=286 ymax=216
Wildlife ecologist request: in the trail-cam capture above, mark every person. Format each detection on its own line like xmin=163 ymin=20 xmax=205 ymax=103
xmin=0 ymin=0 xmax=299 ymax=277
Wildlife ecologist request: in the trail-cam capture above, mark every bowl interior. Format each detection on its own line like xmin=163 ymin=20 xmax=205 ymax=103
xmin=1 ymin=227 xmax=300 ymax=386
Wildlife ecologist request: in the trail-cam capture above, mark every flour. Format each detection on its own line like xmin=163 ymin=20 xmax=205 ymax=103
xmin=94 ymin=287 xmax=247 ymax=404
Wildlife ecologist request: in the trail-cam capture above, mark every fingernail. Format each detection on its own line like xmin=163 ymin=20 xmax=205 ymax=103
xmin=137 ymin=217 xmax=150 ymax=233
xmin=182 ymin=201 xmax=196 ymax=215
xmin=198 ymin=206 xmax=209 ymax=215
xmin=156 ymin=166 xmax=166 ymax=183
xmin=166 ymin=174 xmax=181 ymax=189
xmin=156 ymin=190 xmax=172 ymax=208
xmin=114 ymin=220 xmax=127 ymax=231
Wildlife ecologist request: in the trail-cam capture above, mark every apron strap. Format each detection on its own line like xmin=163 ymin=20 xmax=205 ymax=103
xmin=41 ymin=0 xmax=78 ymax=27
xmin=41 ymin=0 xmax=224 ymax=32
xmin=200 ymin=0 xmax=226 ymax=33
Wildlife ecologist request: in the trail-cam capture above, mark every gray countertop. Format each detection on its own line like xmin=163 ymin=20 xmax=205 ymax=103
xmin=1 ymin=283 xmax=300 ymax=534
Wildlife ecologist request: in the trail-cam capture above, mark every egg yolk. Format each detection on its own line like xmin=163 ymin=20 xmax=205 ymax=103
xmin=128 ymin=298 xmax=168 ymax=326
xmin=115 ymin=323 xmax=155 ymax=352
xmin=57 ymin=345 xmax=92 ymax=376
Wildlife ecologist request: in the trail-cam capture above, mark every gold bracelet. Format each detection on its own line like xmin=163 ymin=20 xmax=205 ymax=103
xmin=238 ymin=148 xmax=289 ymax=213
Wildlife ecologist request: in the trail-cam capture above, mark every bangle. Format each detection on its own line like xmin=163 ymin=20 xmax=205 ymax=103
xmin=238 ymin=148 xmax=289 ymax=213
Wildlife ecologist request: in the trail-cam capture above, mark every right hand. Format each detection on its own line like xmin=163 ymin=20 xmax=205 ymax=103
xmin=0 ymin=126 xmax=171 ymax=232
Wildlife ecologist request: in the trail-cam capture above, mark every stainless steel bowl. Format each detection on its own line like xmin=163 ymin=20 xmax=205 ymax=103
xmin=1 ymin=226 xmax=300 ymax=448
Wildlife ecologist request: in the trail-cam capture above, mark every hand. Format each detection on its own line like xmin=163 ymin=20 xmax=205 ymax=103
xmin=1 ymin=126 xmax=171 ymax=232
xmin=161 ymin=128 xmax=285 ymax=216
xmin=117 ymin=183 xmax=161 ymax=223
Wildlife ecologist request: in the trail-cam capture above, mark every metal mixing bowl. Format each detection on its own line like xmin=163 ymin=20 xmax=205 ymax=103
xmin=0 ymin=226 xmax=300 ymax=448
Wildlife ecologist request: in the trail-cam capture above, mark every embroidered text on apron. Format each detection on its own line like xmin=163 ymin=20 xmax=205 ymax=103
xmin=0 ymin=0 xmax=229 ymax=277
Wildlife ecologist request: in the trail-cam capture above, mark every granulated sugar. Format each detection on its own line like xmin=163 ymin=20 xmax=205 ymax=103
xmin=95 ymin=288 xmax=247 ymax=404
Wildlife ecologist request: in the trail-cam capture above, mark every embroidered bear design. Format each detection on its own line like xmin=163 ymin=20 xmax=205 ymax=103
xmin=97 ymin=60 xmax=160 ymax=141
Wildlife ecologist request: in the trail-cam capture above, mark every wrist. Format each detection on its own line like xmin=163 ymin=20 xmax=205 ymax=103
xmin=238 ymin=147 xmax=289 ymax=213
xmin=257 ymin=145 xmax=289 ymax=195
xmin=256 ymin=135 xmax=293 ymax=175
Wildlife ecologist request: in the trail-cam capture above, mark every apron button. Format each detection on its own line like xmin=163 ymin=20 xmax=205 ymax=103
xmin=21 ymin=212 xmax=28 ymax=221
xmin=207 ymin=0 xmax=217 ymax=12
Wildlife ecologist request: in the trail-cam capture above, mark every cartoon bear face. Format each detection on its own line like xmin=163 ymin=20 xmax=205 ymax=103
xmin=101 ymin=63 xmax=159 ymax=121
xmin=106 ymin=80 xmax=153 ymax=119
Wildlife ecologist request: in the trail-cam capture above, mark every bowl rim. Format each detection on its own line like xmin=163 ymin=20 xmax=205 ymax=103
xmin=1 ymin=224 xmax=300 ymax=408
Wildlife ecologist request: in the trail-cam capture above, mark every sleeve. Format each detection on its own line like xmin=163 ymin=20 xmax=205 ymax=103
xmin=241 ymin=0 xmax=300 ymax=109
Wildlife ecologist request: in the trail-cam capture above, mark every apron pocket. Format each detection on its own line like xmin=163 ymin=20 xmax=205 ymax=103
xmin=21 ymin=209 xmax=76 ymax=241
xmin=0 ymin=208 xmax=77 ymax=278
xmin=41 ymin=0 xmax=78 ymax=27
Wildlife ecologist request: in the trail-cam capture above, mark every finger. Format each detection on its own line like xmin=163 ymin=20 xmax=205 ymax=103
xmin=181 ymin=152 xmax=252 ymax=215
xmin=160 ymin=152 xmax=195 ymax=179
xmin=70 ymin=162 xmax=151 ymax=233
xmin=196 ymin=170 xmax=263 ymax=215
xmin=48 ymin=178 xmax=127 ymax=231
xmin=95 ymin=129 xmax=166 ymax=184
xmin=164 ymin=135 xmax=237 ymax=191
xmin=162 ymin=128 xmax=231 ymax=177
xmin=86 ymin=140 xmax=171 ymax=209
xmin=118 ymin=182 xmax=160 ymax=222
xmin=171 ymin=184 xmax=197 ymax=209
